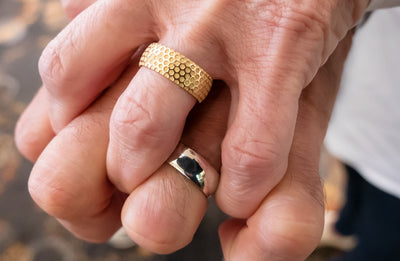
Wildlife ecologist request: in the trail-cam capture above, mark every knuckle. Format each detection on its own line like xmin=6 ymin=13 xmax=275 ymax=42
xmin=302 ymin=172 xmax=324 ymax=208
xmin=256 ymin=204 xmax=323 ymax=259
xmin=38 ymin=30 xmax=79 ymax=96
xmin=224 ymin=132 xmax=284 ymax=176
xmin=251 ymin=1 xmax=329 ymax=38
xmin=290 ymin=150 xmax=325 ymax=207
xmin=241 ymin=2 xmax=332 ymax=84
xmin=284 ymin=6 xmax=328 ymax=37
xmin=220 ymin=176 xmax=264 ymax=217
xmin=28 ymin=168 xmax=78 ymax=219
xmin=221 ymin=133 xmax=287 ymax=217
xmin=122 ymin=184 xmax=193 ymax=254
xmin=245 ymin=1 xmax=329 ymax=36
xmin=38 ymin=42 xmax=65 ymax=90
xmin=123 ymin=222 xmax=188 ymax=255
xmin=277 ymin=5 xmax=332 ymax=81
xmin=110 ymin=96 xmax=167 ymax=150
xmin=259 ymin=220 xmax=321 ymax=259
xmin=14 ymin=120 xmax=42 ymax=161
xmin=63 ymin=116 xmax=103 ymax=144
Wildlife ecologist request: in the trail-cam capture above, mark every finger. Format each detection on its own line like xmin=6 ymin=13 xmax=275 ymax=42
xmin=219 ymin=165 xmax=324 ymax=261
xmin=39 ymin=0 xmax=154 ymax=131
xmin=107 ymin=38 xmax=223 ymax=194
xmin=120 ymin=82 xmax=230 ymax=254
xmin=217 ymin=60 xmax=302 ymax=218
xmin=15 ymin=87 xmax=55 ymax=162
xmin=29 ymin=63 xmax=139 ymax=242
xmin=216 ymin=12 xmax=339 ymax=218
xmin=219 ymin=31 xmax=354 ymax=261
xmin=121 ymin=164 xmax=207 ymax=254
xmin=215 ymin=0 xmax=356 ymax=218
xmin=220 ymin=121 xmax=328 ymax=261
xmin=60 ymin=0 xmax=96 ymax=19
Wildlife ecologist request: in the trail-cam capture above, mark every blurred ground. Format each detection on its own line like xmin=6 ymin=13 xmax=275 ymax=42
xmin=0 ymin=0 xmax=348 ymax=260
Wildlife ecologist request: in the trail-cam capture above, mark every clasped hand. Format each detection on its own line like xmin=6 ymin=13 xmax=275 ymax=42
xmin=16 ymin=0 xmax=368 ymax=260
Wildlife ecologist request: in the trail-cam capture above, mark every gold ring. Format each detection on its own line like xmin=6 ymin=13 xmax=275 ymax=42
xmin=139 ymin=43 xmax=213 ymax=102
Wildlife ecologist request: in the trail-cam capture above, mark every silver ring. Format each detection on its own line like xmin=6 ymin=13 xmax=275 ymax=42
xmin=168 ymin=144 xmax=219 ymax=197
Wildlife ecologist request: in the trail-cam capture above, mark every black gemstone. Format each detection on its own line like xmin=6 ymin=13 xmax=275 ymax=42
xmin=177 ymin=156 xmax=203 ymax=186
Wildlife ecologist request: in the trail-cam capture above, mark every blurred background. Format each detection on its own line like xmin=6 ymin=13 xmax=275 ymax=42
xmin=0 ymin=0 xmax=350 ymax=260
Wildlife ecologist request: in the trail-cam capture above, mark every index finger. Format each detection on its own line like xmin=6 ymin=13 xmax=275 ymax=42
xmin=39 ymin=0 xmax=153 ymax=131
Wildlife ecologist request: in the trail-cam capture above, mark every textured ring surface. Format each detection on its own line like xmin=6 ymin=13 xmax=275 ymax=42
xmin=139 ymin=43 xmax=213 ymax=102
xmin=168 ymin=144 xmax=219 ymax=197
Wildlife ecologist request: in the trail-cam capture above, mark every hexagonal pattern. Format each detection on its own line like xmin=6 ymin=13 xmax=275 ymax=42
xmin=139 ymin=43 xmax=213 ymax=102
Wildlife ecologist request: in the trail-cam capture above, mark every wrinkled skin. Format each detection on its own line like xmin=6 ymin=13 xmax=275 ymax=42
xmin=17 ymin=0 xmax=368 ymax=259
xmin=37 ymin=0 xmax=368 ymax=220
xmin=16 ymin=26 xmax=354 ymax=260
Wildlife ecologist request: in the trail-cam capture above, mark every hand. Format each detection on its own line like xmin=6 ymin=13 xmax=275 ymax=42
xmin=38 ymin=0 xmax=369 ymax=220
xmin=17 ymin=53 xmax=230 ymax=249
xmin=16 ymin=26 xmax=354 ymax=261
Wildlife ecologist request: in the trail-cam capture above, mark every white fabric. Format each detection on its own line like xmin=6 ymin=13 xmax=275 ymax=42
xmin=368 ymin=0 xmax=400 ymax=10
xmin=325 ymin=7 xmax=400 ymax=199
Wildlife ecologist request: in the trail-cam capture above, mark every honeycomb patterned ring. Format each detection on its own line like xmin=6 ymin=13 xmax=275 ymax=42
xmin=139 ymin=43 xmax=213 ymax=103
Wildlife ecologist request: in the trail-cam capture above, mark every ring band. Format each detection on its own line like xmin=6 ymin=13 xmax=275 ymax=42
xmin=168 ymin=144 xmax=219 ymax=197
xmin=139 ymin=43 xmax=213 ymax=102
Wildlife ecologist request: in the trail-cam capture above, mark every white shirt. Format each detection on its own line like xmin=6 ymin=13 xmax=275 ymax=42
xmin=325 ymin=6 xmax=400 ymax=198
xmin=368 ymin=0 xmax=400 ymax=10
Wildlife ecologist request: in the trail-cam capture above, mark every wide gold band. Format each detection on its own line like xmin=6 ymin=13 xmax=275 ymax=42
xmin=139 ymin=43 xmax=213 ymax=102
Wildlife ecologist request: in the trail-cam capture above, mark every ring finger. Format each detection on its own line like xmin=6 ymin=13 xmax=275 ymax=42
xmin=107 ymin=36 xmax=226 ymax=194
xmin=120 ymin=81 xmax=230 ymax=253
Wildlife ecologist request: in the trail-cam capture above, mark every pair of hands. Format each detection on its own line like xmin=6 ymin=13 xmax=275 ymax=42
xmin=16 ymin=0 xmax=366 ymax=260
